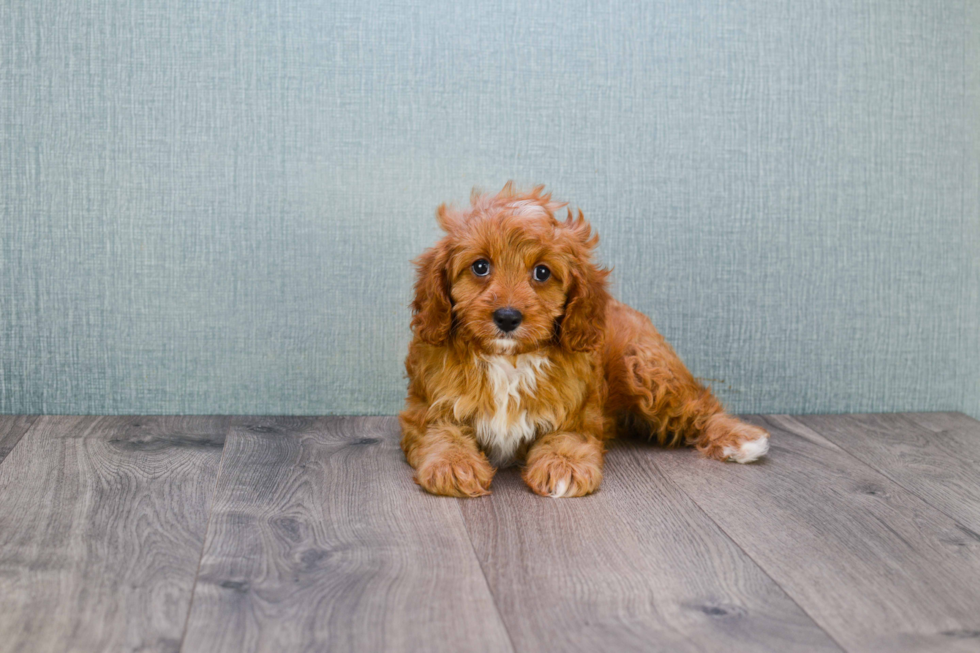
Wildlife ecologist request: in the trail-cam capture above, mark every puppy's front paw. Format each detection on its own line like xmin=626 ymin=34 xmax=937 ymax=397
xmin=701 ymin=415 xmax=770 ymax=463
xmin=415 ymin=447 xmax=495 ymax=498
xmin=522 ymin=445 xmax=602 ymax=498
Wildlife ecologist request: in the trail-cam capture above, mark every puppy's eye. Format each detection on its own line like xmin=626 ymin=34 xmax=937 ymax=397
xmin=471 ymin=259 xmax=491 ymax=277
xmin=533 ymin=265 xmax=551 ymax=282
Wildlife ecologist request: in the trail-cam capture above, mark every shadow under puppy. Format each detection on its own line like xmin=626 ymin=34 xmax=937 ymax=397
xmin=400 ymin=183 xmax=769 ymax=498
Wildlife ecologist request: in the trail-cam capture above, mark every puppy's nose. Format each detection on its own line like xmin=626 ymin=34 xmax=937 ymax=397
xmin=493 ymin=307 xmax=523 ymax=333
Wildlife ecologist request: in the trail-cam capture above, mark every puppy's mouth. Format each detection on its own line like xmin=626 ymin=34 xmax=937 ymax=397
xmin=490 ymin=337 xmax=519 ymax=353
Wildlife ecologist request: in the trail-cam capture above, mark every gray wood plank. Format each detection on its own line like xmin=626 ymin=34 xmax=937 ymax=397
xmin=798 ymin=412 xmax=980 ymax=534
xmin=652 ymin=414 xmax=980 ymax=653
xmin=0 ymin=415 xmax=227 ymax=653
xmin=459 ymin=444 xmax=843 ymax=653
xmin=181 ymin=416 xmax=512 ymax=653
xmin=0 ymin=415 xmax=37 ymax=464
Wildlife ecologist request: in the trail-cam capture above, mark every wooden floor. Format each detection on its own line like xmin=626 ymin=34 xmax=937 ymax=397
xmin=1 ymin=414 xmax=979 ymax=652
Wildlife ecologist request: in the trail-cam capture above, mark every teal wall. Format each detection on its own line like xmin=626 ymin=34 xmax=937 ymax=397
xmin=1 ymin=0 xmax=978 ymax=417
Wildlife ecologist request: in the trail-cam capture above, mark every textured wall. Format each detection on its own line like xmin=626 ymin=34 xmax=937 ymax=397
xmin=1 ymin=0 xmax=978 ymax=417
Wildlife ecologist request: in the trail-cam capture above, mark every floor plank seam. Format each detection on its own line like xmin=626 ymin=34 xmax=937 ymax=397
xmin=0 ymin=415 xmax=39 ymax=466
xmin=454 ymin=499 xmax=519 ymax=653
xmin=788 ymin=415 xmax=980 ymax=541
xmin=647 ymin=453 xmax=850 ymax=653
xmin=177 ymin=419 xmax=233 ymax=653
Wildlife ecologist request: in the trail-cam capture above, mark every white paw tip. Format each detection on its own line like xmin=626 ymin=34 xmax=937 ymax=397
xmin=724 ymin=436 xmax=770 ymax=464
xmin=550 ymin=478 xmax=569 ymax=498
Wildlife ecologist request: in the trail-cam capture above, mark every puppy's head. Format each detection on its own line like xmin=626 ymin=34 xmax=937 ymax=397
xmin=411 ymin=183 xmax=610 ymax=354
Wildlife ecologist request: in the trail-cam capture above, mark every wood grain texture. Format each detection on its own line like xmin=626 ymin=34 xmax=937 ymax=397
xmin=5 ymin=412 xmax=980 ymax=652
xmin=652 ymin=415 xmax=980 ymax=652
xmin=0 ymin=415 xmax=37 ymax=464
xmin=181 ymin=416 xmax=512 ymax=653
xmin=459 ymin=444 xmax=842 ymax=653
xmin=798 ymin=412 xmax=980 ymax=533
xmin=0 ymin=415 xmax=227 ymax=653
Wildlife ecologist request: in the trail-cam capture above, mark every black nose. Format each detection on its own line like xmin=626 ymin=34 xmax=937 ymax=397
xmin=493 ymin=307 xmax=523 ymax=333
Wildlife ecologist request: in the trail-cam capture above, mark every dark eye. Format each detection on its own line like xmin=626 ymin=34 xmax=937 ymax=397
xmin=471 ymin=259 xmax=490 ymax=277
xmin=533 ymin=265 xmax=551 ymax=282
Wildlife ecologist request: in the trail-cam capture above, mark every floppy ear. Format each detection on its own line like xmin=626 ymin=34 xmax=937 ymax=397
xmin=560 ymin=260 xmax=610 ymax=352
xmin=559 ymin=210 xmax=610 ymax=352
xmin=410 ymin=240 xmax=454 ymax=345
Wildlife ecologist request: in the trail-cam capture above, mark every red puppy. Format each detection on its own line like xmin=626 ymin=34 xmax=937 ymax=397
xmin=400 ymin=183 xmax=769 ymax=498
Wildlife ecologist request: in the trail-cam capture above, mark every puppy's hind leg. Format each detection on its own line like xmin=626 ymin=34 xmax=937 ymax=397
xmin=605 ymin=303 xmax=769 ymax=463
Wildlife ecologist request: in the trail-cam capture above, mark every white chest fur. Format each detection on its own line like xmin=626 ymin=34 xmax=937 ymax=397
xmin=474 ymin=353 xmax=551 ymax=466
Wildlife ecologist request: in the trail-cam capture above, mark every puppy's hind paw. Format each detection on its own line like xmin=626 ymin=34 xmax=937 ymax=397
xmin=702 ymin=415 xmax=770 ymax=463
xmin=722 ymin=434 xmax=770 ymax=463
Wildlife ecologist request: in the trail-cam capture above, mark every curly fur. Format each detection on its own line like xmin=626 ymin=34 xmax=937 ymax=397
xmin=400 ymin=183 xmax=769 ymax=498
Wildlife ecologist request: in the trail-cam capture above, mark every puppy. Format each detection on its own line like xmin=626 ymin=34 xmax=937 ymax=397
xmin=399 ymin=183 xmax=769 ymax=498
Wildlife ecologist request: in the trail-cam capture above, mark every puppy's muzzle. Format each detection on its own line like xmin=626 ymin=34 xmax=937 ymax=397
xmin=493 ymin=307 xmax=523 ymax=333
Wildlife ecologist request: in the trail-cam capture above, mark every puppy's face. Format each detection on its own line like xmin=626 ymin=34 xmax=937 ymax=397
xmin=448 ymin=211 xmax=570 ymax=353
xmin=411 ymin=185 xmax=609 ymax=355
